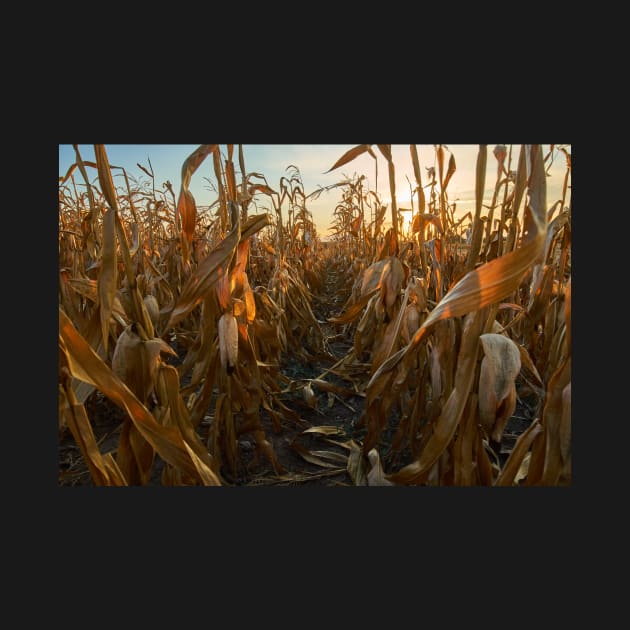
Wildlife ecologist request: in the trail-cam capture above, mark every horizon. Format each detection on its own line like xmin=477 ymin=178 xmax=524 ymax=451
xmin=58 ymin=144 xmax=571 ymax=237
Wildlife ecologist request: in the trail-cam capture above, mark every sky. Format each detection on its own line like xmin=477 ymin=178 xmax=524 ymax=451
xmin=58 ymin=144 xmax=571 ymax=237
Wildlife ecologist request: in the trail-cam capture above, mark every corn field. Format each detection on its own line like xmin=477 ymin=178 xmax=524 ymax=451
xmin=58 ymin=144 xmax=571 ymax=486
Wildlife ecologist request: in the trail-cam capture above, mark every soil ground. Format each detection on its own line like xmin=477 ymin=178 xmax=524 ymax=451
xmin=58 ymin=261 xmax=538 ymax=487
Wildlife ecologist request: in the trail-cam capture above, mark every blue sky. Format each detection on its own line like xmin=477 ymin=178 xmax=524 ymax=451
xmin=58 ymin=144 xmax=571 ymax=236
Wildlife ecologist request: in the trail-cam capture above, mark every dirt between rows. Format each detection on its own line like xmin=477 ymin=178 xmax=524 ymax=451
xmin=58 ymin=264 xmax=538 ymax=487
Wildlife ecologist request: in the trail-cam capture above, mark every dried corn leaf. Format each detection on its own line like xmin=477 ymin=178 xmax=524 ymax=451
xmin=59 ymin=308 xmax=221 ymax=485
xmin=387 ymin=309 xmax=484 ymax=484
xmin=247 ymin=468 xmax=346 ymax=486
xmin=411 ymin=213 xmax=422 ymax=233
xmin=182 ymin=442 xmax=222 ymax=486
xmin=128 ymin=222 xmax=140 ymax=258
xmin=527 ymin=263 xmax=555 ymax=320
xmin=376 ymin=144 xmax=393 ymax=164
xmin=60 ymin=391 xmax=127 ymax=486
xmin=359 ymin=256 xmax=405 ymax=304
xmin=302 ymin=425 xmax=346 ymax=436
xmin=408 ymin=276 xmax=427 ymax=311
xmin=383 ymin=258 xmax=407 ymax=310
xmin=347 ymin=441 xmax=368 ymax=485
xmin=241 ymin=213 xmax=272 ymax=241
xmin=329 ymin=287 xmax=379 ymax=324
xmin=370 ymin=231 xmax=542 ymax=383
xmin=73 ymin=380 xmax=97 ymax=406
xmin=524 ymin=420 xmax=546 ymax=486
xmin=233 ymin=299 xmax=246 ymax=319
xmin=325 ymin=144 xmax=373 ymax=173
xmin=166 ymin=223 xmax=239 ymax=329
xmin=514 ymin=452 xmax=531 ymax=485
xmin=177 ymin=144 xmax=218 ymax=249
xmin=126 ymin=420 xmax=155 ymax=485
xmin=350 ymin=216 xmax=362 ymax=236
xmin=67 ymin=278 xmax=129 ymax=324
xmin=495 ymin=420 xmax=543 ymax=486
xmin=231 ymin=239 xmax=250 ymax=292
xmin=291 ymin=442 xmax=344 ymax=468
xmin=242 ymin=274 xmax=256 ymax=323
xmin=377 ymin=228 xmax=399 ymax=260
xmin=490 ymin=382 xmax=517 ymax=444
xmin=111 ymin=324 xmax=174 ymax=403
xmin=476 ymin=434 xmax=497 ymax=486
xmin=426 ymin=239 xmax=443 ymax=298
xmin=310 ymin=380 xmax=358 ymax=398
xmin=442 ymin=154 xmax=456 ymax=191
xmin=310 ymin=450 xmax=348 ymax=465
xmin=367 ymin=145 xmax=547 ymax=392
xmin=541 ymin=357 xmax=571 ymax=485
xmin=248 ymin=183 xmax=277 ymax=196
xmin=324 ymin=438 xmax=356 ymax=451
xmin=371 ymin=283 xmax=411 ymax=371
xmin=517 ymin=342 xmax=544 ymax=387
xmin=453 ymin=394 xmax=477 ymax=486
xmin=412 ymin=213 xmax=443 ymax=236
xmin=59 ymin=162 xmax=78 ymax=185
xmin=159 ymin=364 xmax=216 ymax=470
xmin=215 ymin=265 xmax=232 ymax=312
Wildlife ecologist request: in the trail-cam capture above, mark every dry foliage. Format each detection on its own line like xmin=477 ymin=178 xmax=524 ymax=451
xmin=59 ymin=143 xmax=571 ymax=486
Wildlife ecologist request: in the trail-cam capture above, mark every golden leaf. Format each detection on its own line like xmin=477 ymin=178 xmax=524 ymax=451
xmin=386 ymin=309 xmax=485 ymax=484
xmin=495 ymin=420 xmax=543 ymax=486
xmin=367 ymin=144 xmax=547 ymax=393
xmin=347 ymin=441 xmax=368 ymax=486
xmin=302 ymin=426 xmax=346 ymax=436
xmin=325 ymin=144 xmax=373 ymax=173
xmin=59 ymin=308 xmax=221 ymax=485
xmin=291 ymin=442 xmax=344 ymax=469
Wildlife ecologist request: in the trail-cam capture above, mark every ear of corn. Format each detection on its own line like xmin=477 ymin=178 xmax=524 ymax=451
xmin=218 ymin=312 xmax=238 ymax=375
